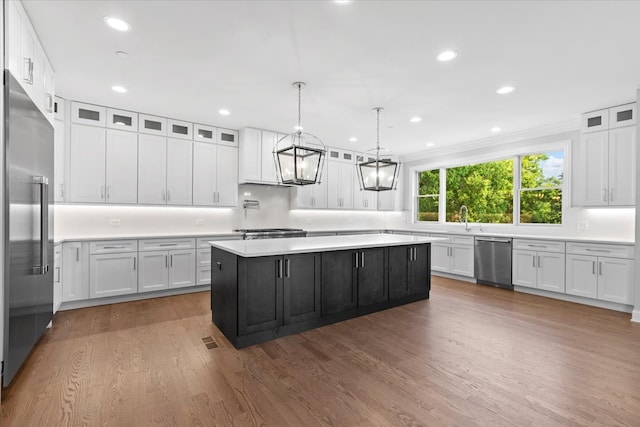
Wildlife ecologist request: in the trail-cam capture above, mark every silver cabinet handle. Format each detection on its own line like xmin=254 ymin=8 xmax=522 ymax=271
xmin=103 ymin=246 xmax=125 ymax=249
xmin=76 ymin=247 xmax=80 ymax=261
xmin=55 ymin=266 xmax=61 ymax=283
xmin=609 ymin=188 xmax=614 ymax=202
xmin=167 ymin=190 xmax=171 ymax=201
xmin=586 ymin=248 xmax=610 ymax=253
xmin=100 ymin=186 xmax=104 ymax=199
xmin=592 ymin=261 xmax=596 ymax=275
xmin=133 ymin=257 xmax=136 ymax=270
xmin=414 ymin=247 xmax=418 ymax=260
xmin=537 ymin=256 xmax=541 ymax=268
xmin=361 ymin=252 xmax=365 ymax=267
xmin=170 ymin=254 xmax=173 ymax=267
xmin=408 ymin=247 xmax=412 ymax=261
xmin=45 ymin=93 xmax=53 ymax=113
xmin=354 ymin=251 xmax=359 ymax=269
xmin=532 ymin=255 xmax=536 ymax=268
xmin=598 ymin=262 xmax=602 ymax=276
xmin=162 ymin=190 xmax=166 ymax=201
xmin=33 ymin=177 xmax=48 ymax=275
xmin=165 ymin=255 xmax=168 ymax=267
xmin=603 ymin=188 xmax=608 ymax=202
xmin=23 ymin=58 xmax=34 ymax=84
xmin=107 ymin=186 xmax=111 ymax=199
xmin=277 ymin=259 xmax=283 ymax=278
xmin=60 ymin=184 xmax=64 ymax=198
xmin=527 ymin=244 xmax=547 ymax=248
xmin=285 ymin=259 xmax=290 ymax=277
xmin=158 ymin=243 xmax=178 ymax=247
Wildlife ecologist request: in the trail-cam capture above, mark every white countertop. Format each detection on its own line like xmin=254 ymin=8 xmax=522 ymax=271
xmin=209 ymin=234 xmax=446 ymax=257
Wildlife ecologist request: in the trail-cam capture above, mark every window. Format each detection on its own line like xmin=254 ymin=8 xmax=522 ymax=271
xmin=416 ymin=169 xmax=439 ymax=221
xmin=519 ymin=151 xmax=563 ymax=224
xmin=445 ymin=159 xmax=514 ymax=223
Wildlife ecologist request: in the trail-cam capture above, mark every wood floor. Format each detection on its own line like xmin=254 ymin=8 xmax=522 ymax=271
xmin=2 ymin=277 xmax=639 ymax=426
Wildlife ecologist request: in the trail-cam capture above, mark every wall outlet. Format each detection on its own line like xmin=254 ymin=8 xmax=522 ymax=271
xmin=195 ymin=218 xmax=204 ymax=225
xmin=109 ymin=219 xmax=121 ymax=226
xmin=577 ymin=220 xmax=589 ymax=231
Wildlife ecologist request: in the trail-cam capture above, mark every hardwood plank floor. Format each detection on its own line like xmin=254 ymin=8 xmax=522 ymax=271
xmin=2 ymin=277 xmax=640 ymax=426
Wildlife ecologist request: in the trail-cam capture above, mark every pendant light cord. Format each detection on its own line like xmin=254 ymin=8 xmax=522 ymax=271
xmin=376 ymin=108 xmax=380 ymax=161
xmin=297 ymin=82 xmax=302 ymax=133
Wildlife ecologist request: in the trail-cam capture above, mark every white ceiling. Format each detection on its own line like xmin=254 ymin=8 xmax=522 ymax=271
xmin=23 ymin=0 xmax=640 ymax=156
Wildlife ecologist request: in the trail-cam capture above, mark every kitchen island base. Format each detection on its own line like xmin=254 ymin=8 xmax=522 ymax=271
xmin=210 ymin=240 xmax=433 ymax=349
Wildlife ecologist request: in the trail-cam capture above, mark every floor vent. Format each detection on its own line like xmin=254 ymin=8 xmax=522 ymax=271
xmin=201 ymin=336 xmax=219 ymax=349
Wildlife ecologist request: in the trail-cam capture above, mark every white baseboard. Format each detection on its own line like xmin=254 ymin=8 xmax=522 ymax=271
xmin=431 ymin=271 xmax=476 ymax=283
xmin=515 ymin=286 xmax=633 ymax=314
xmin=632 ymin=309 xmax=640 ymax=323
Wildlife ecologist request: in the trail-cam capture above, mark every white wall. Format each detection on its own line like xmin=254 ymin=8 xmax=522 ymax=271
xmin=633 ymin=90 xmax=640 ymax=323
xmin=54 ymin=184 xmax=399 ymax=238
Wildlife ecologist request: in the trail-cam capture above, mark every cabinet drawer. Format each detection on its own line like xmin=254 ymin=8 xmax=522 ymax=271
xmin=168 ymin=119 xmax=193 ymax=140
xmin=194 ymin=124 xmax=216 ymax=143
xmin=217 ymin=128 xmax=238 ymax=146
xmin=451 ymin=235 xmax=474 ymax=246
xmin=107 ymin=108 xmax=138 ymax=132
xmin=609 ymin=103 xmax=636 ymax=129
xmin=430 ymin=233 xmax=451 ymax=243
xmin=566 ymin=242 xmax=634 ymax=259
xmin=89 ymin=240 xmax=138 ymax=254
xmin=139 ymin=238 xmax=195 ymax=251
xmin=197 ymin=266 xmax=211 ymax=286
xmin=581 ymin=108 xmax=609 ymax=133
xmin=138 ymin=114 xmax=167 ymax=136
xmin=71 ymin=101 xmax=106 ymax=127
xmin=513 ymin=239 xmax=564 ymax=253
xmin=197 ymin=248 xmax=211 ymax=267
xmin=197 ymin=235 xmax=242 ymax=248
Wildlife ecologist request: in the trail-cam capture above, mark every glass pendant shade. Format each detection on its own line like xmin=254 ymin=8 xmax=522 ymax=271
xmin=358 ymin=158 xmax=399 ymax=191
xmin=275 ymin=132 xmax=325 ymax=185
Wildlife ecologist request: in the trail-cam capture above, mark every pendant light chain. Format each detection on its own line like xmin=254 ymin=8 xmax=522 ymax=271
xmin=376 ymin=107 xmax=381 ymax=161
xmin=297 ymin=83 xmax=302 ymax=130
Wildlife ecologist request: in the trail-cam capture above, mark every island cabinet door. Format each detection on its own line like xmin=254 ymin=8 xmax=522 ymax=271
xmin=321 ymin=250 xmax=358 ymax=316
xmin=388 ymin=246 xmax=411 ymax=300
xmin=357 ymin=247 xmax=387 ymax=307
xmin=238 ymin=256 xmax=283 ymax=335
xmin=283 ymin=253 xmax=321 ymax=325
xmin=408 ymin=244 xmax=430 ymax=295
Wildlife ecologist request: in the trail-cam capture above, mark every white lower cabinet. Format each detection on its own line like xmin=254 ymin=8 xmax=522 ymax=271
xmin=89 ymin=253 xmax=138 ymax=298
xmin=138 ymin=238 xmax=196 ymax=292
xmin=566 ymin=254 xmax=634 ymax=304
xmin=196 ymin=249 xmax=212 ymax=286
xmin=168 ymin=250 xmax=196 ymax=288
xmin=430 ymin=235 xmax=474 ymax=277
xmin=139 ymin=251 xmax=170 ymax=292
xmin=513 ymin=249 xmax=565 ymax=292
xmin=62 ymin=242 xmax=89 ymax=302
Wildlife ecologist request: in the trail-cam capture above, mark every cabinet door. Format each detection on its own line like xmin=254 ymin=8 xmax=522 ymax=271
xmin=283 ymin=253 xmax=321 ymax=325
xmin=62 ymin=243 xmax=89 ymax=302
xmin=53 ymin=245 xmax=62 ymax=313
xmin=579 ymin=131 xmax=609 ymax=206
xmin=388 ymin=246 xmax=410 ymax=299
xmin=138 ymin=251 xmax=169 ymax=293
xmin=89 ymin=253 xmax=137 ymax=298
xmin=512 ymin=249 xmax=537 ymax=288
xmin=327 ymin=161 xmax=342 ymax=209
xmin=68 ymin=124 xmax=106 ymax=202
xmin=598 ymin=257 xmax=633 ymax=304
xmin=21 ymin=17 xmax=37 ymax=99
xmin=216 ymin=145 xmax=238 ymax=207
xmin=192 ymin=141 xmax=217 ymax=206
xmin=537 ymin=252 xmax=565 ymax=293
xmin=321 ymin=250 xmax=358 ymax=315
xmin=565 ymin=254 xmax=598 ymax=298
xmin=451 ymin=245 xmax=474 ymax=277
xmin=197 ymin=247 xmax=211 ymax=286
xmin=138 ymin=114 xmax=167 ymax=136
xmin=106 ymin=108 xmax=138 ymax=132
xmin=7 ymin=0 xmax=23 ymax=83
xmin=238 ymin=256 xmax=283 ymax=335
xmin=313 ymin=160 xmax=329 ymax=208
xmin=54 ymin=119 xmax=65 ymax=202
xmin=168 ymin=250 xmax=196 ymax=289
xmin=409 ymin=244 xmax=431 ymax=295
xmin=431 ymin=244 xmax=450 ymax=272
xmin=138 ymin=134 xmax=167 ymax=204
xmin=43 ymin=57 xmax=55 ymax=123
xmin=261 ymin=131 xmax=279 ymax=184
xmin=339 ymin=162 xmax=354 ymax=209
xmin=238 ymin=128 xmax=261 ymax=182
xmin=608 ymin=126 xmax=635 ymax=206
xmin=166 ymin=138 xmax=193 ymax=205
xmin=357 ymin=248 xmax=387 ymax=307
xmin=71 ymin=102 xmax=106 ymax=127
xmin=106 ymin=129 xmax=138 ymax=204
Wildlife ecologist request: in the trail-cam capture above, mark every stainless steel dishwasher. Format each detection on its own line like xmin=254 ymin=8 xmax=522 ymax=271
xmin=474 ymin=237 xmax=513 ymax=289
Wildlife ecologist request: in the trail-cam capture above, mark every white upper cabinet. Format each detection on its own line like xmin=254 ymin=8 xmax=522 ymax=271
xmin=138 ymin=114 xmax=167 ymax=136
xmin=608 ymin=126 xmax=636 ymax=206
xmin=327 ymin=159 xmax=354 ymax=209
xmin=216 ymin=145 xmax=239 ymax=206
xmin=68 ymin=124 xmax=106 ymax=203
xmin=261 ymin=131 xmax=280 ymax=184
xmin=238 ymin=127 xmax=280 ymax=184
xmin=580 ymin=108 xmax=609 ymax=133
xmin=168 ymin=119 xmax=193 ymax=140
xmin=217 ymin=128 xmax=238 ymax=146
xmin=105 ymin=129 xmax=138 ymax=204
xmin=166 ymin=138 xmax=193 ymax=205
xmin=71 ymin=102 xmax=106 ymax=127
xmin=107 ymin=108 xmax=138 ymax=132
xmin=608 ymin=103 xmax=636 ymax=129
xmin=138 ymin=134 xmax=168 ymax=204
xmin=193 ymin=142 xmax=238 ymax=207
xmin=53 ymin=116 xmax=65 ymax=202
xmin=194 ymin=124 xmax=217 ymax=143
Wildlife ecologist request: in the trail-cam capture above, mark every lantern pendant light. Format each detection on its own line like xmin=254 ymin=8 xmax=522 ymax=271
xmin=273 ymin=82 xmax=326 ymax=186
xmin=357 ymin=107 xmax=400 ymax=191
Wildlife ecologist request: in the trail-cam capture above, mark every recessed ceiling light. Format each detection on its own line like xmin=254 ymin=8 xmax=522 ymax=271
xmin=332 ymin=0 xmax=353 ymax=4
xmin=103 ymin=16 xmax=130 ymax=32
xmin=491 ymin=127 xmax=501 ymax=133
xmin=426 ymin=142 xmax=434 ymax=147
xmin=437 ymin=50 xmax=458 ymax=62
xmin=115 ymin=51 xmax=129 ymax=58
xmin=349 ymin=137 xmax=358 ymax=142
xmin=496 ymin=86 xmax=515 ymax=95
xmin=410 ymin=117 xmax=422 ymax=123
xmin=111 ymin=85 xmax=127 ymax=93
xmin=218 ymin=109 xmax=230 ymax=116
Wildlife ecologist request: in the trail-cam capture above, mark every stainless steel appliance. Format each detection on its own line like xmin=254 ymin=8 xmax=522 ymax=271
xmin=3 ymin=71 xmax=54 ymax=386
xmin=234 ymin=228 xmax=307 ymax=240
xmin=474 ymin=236 xmax=513 ymax=289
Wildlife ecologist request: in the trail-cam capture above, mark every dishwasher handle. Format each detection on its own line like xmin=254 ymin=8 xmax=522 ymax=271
xmin=475 ymin=237 xmax=512 ymax=244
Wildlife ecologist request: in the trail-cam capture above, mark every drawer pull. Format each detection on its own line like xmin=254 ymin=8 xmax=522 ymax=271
xmin=158 ymin=243 xmax=178 ymax=247
xmin=103 ymin=245 xmax=126 ymax=249
xmin=585 ymin=248 xmax=610 ymax=253
xmin=526 ymin=244 xmax=547 ymax=248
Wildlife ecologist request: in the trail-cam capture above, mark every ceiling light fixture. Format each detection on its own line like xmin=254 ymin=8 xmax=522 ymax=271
xmin=357 ymin=107 xmax=400 ymax=192
xmin=349 ymin=137 xmax=358 ymax=142
xmin=218 ymin=109 xmax=230 ymax=116
xmin=115 ymin=51 xmax=129 ymax=58
xmin=103 ymin=16 xmax=130 ymax=32
xmin=332 ymin=0 xmax=353 ymax=4
xmin=426 ymin=142 xmax=434 ymax=147
xmin=410 ymin=116 xmax=422 ymax=123
xmin=111 ymin=85 xmax=127 ymax=93
xmin=273 ymin=82 xmax=326 ymax=186
xmin=491 ymin=127 xmax=501 ymax=132
xmin=496 ymin=86 xmax=515 ymax=94
xmin=437 ymin=50 xmax=458 ymax=62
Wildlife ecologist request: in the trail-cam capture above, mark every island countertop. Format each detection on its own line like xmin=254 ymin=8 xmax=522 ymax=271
xmin=209 ymin=234 xmax=446 ymax=257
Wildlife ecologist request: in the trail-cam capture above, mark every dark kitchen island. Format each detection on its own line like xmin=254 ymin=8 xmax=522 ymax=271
xmin=209 ymin=234 xmax=444 ymax=348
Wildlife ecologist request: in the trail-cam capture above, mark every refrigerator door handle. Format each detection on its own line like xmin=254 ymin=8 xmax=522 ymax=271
xmin=33 ymin=176 xmax=49 ymax=275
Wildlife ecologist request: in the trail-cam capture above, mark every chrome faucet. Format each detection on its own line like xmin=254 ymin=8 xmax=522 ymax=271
xmin=459 ymin=205 xmax=470 ymax=232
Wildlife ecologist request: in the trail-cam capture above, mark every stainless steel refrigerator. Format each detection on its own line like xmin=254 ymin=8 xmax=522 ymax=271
xmin=2 ymin=71 xmax=54 ymax=386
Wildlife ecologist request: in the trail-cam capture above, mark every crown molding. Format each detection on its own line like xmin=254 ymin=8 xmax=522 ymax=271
xmin=400 ymin=119 xmax=580 ymax=163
